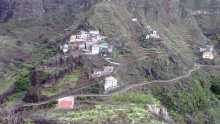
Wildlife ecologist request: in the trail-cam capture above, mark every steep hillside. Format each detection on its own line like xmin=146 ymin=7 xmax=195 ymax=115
xmin=0 ymin=0 xmax=220 ymax=124
xmin=0 ymin=0 xmax=213 ymax=89
xmin=0 ymin=0 xmax=98 ymax=98
xmin=86 ymin=0 xmax=208 ymax=82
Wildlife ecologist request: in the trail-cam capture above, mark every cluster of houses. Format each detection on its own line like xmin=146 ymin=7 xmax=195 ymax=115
xmin=192 ymin=10 xmax=209 ymax=16
xmin=145 ymin=25 xmax=160 ymax=40
xmin=199 ymin=45 xmax=215 ymax=60
xmin=60 ymin=30 xmax=113 ymax=56
xmin=57 ymin=30 xmax=119 ymax=109
xmin=67 ymin=30 xmax=113 ymax=55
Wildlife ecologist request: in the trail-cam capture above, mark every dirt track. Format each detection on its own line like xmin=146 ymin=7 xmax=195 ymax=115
xmin=21 ymin=63 xmax=218 ymax=108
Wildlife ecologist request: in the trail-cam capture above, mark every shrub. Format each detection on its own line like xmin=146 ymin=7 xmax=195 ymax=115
xmin=112 ymin=92 xmax=160 ymax=105
xmin=210 ymin=76 xmax=220 ymax=96
xmin=24 ymin=119 xmax=35 ymax=124
xmin=15 ymin=68 xmax=31 ymax=92
xmin=152 ymin=80 xmax=209 ymax=114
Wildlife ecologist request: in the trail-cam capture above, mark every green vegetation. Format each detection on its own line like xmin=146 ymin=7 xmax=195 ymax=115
xmin=151 ymin=71 xmax=220 ymax=124
xmin=209 ymin=76 xmax=220 ymax=99
xmin=24 ymin=119 xmax=35 ymax=124
xmin=209 ymin=107 xmax=220 ymax=124
xmin=0 ymin=74 xmax=16 ymax=94
xmin=47 ymin=104 xmax=166 ymax=124
xmin=36 ymin=92 xmax=165 ymax=124
xmin=41 ymin=70 xmax=80 ymax=97
xmin=152 ymin=80 xmax=210 ymax=114
xmin=15 ymin=68 xmax=31 ymax=92
xmin=112 ymin=92 xmax=160 ymax=105
xmin=63 ymin=71 xmax=80 ymax=82
xmin=4 ymin=92 xmax=25 ymax=109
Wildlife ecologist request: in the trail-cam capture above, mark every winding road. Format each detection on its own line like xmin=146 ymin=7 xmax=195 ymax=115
xmin=1 ymin=62 xmax=220 ymax=124
xmin=20 ymin=63 xmax=219 ymax=108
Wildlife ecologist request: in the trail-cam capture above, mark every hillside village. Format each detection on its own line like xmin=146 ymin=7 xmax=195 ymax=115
xmin=58 ymin=30 xmax=119 ymax=109
xmin=0 ymin=0 xmax=220 ymax=124
xmin=56 ymin=26 xmax=216 ymax=109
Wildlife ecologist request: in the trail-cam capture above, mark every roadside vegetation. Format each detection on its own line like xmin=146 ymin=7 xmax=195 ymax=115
xmin=151 ymin=71 xmax=220 ymax=124
xmin=36 ymin=92 xmax=165 ymax=124
xmin=48 ymin=104 xmax=166 ymax=124
xmin=3 ymin=92 xmax=25 ymax=109
xmin=112 ymin=92 xmax=160 ymax=105
xmin=41 ymin=69 xmax=80 ymax=97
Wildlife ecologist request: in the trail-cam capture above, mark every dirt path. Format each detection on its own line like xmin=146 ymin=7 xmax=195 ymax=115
xmin=0 ymin=63 xmax=216 ymax=110
xmin=20 ymin=64 xmax=203 ymax=107
xmin=1 ymin=63 xmax=219 ymax=123
xmin=112 ymin=64 xmax=200 ymax=94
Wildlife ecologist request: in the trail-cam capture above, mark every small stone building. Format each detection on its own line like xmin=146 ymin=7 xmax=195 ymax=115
xmin=57 ymin=96 xmax=75 ymax=109
xmin=104 ymin=76 xmax=118 ymax=92
xmin=61 ymin=44 xmax=69 ymax=53
xmin=91 ymin=66 xmax=114 ymax=78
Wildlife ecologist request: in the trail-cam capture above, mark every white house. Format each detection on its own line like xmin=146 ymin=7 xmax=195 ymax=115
xmin=132 ymin=18 xmax=138 ymax=22
xmin=146 ymin=34 xmax=150 ymax=40
xmin=199 ymin=47 xmax=207 ymax=52
xmin=199 ymin=45 xmax=215 ymax=60
xmin=202 ymin=51 xmax=214 ymax=60
xmin=145 ymin=29 xmax=160 ymax=40
xmin=146 ymin=25 xmax=152 ymax=31
xmin=103 ymin=66 xmax=114 ymax=73
xmin=91 ymin=45 xmax=100 ymax=55
xmin=104 ymin=76 xmax=118 ymax=92
xmin=62 ymin=44 xmax=69 ymax=53
xmin=108 ymin=45 xmax=113 ymax=53
xmin=69 ymin=31 xmax=90 ymax=43
xmin=78 ymin=43 xmax=86 ymax=49
xmin=150 ymin=30 xmax=160 ymax=39
xmin=89 ymin=30 xmax=100 ymax=35
xmin=70 ymin=35 xmax=77 ymax=43
xmin=79 ymin=31 xmax=90 ymax=38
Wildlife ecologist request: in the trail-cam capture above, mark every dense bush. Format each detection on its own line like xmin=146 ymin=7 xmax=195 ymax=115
xmin=152 ymin=80 xmax=209 ymax=114
xmin=15 ymin=68 xmax=31 ymax=92
xmin=112 ymin=92 xmax=160 ymax=105
xmin=210 ymin=76 xmax=220 ymax=98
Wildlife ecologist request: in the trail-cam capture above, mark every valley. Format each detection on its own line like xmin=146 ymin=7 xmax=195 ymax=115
xmin=0 ymin=0 xmax=220 ymax=124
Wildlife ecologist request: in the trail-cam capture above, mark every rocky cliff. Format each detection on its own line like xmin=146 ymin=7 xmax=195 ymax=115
xmin=0 ymin=0 xmax=97 ymax=22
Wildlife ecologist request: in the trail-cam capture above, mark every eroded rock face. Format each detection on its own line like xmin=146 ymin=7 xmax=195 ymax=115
xmin=0 ymin=0 xmax=97 ymax=21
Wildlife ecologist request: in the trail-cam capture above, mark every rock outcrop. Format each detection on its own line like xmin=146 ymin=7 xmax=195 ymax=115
xmin=0 ymin=0 xmax=97 ymax=22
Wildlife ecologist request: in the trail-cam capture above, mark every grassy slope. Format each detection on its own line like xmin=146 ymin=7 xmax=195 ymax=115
xmin=86 ymin=1 xmax=204 ymax=82
xmin=31 ymin=92 xmax=167 ymax=124
xmin=150 ymin=69 xmax=220 ymax=124
xmin=41 ymin=69 xmax=81 ymax=97
xmin=0 ymin=8 xmax=87 ymax=95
